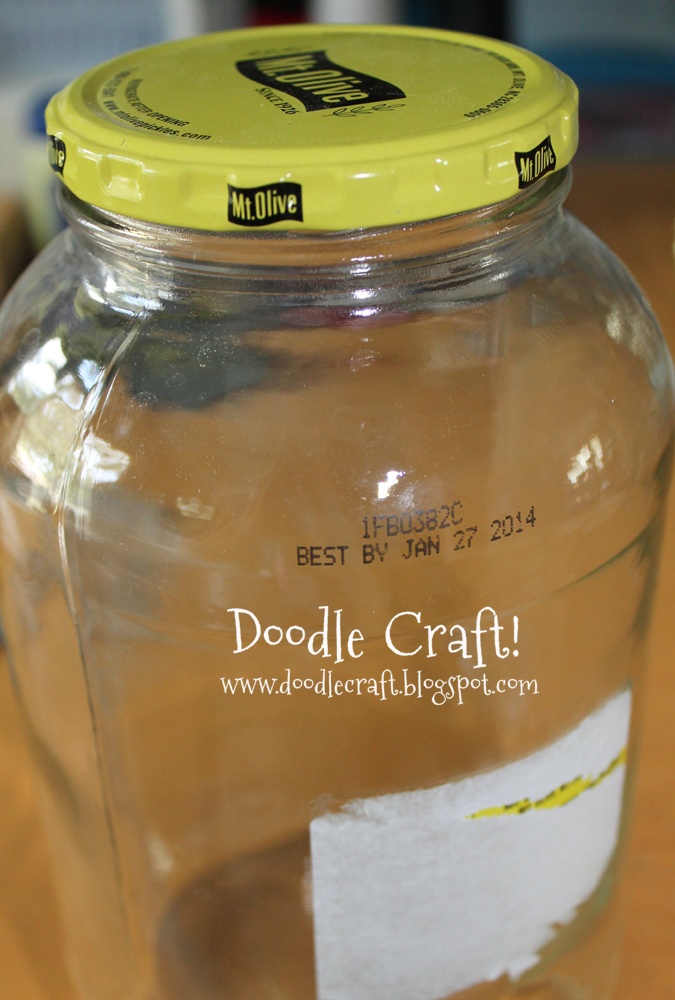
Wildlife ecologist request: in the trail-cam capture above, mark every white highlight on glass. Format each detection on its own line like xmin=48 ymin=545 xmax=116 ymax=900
xmin=377 ymin=469 xmax=405 ymax=500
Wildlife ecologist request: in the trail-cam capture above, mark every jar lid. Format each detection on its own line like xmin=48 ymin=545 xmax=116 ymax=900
xmin=45 ymin=25 xmax=578 ymax=232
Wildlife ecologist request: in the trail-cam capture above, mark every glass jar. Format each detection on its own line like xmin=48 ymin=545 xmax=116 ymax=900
xmin=0 ymin=24 xmax=672 ymax=1000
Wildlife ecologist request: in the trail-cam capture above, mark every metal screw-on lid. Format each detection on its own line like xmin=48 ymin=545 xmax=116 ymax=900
xmin=46 ymin=24 xmax=578 ymax=231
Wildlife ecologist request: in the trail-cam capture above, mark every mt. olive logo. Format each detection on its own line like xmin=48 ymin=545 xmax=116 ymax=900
xmin=235 ymin=50 xmax=406 ymax=111
xmin=515 ymin=136 xmax=556 ymax=188
xmin=48 ymin=135 xmax=66 ymax=174
xmin=228 ymin=182 xmax=303 ymax=227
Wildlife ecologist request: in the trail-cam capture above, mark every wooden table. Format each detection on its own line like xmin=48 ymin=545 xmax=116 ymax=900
xmin=1 ymin=162 xmax=674 ymax=998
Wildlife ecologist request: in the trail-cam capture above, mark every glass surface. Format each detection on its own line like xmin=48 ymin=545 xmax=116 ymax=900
xmin=0 ymin=171 xmax=672 ymax=1000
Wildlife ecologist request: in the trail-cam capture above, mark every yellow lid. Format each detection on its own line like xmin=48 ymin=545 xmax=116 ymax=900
xmin=45 ymin=25 xmax=578 ymax=232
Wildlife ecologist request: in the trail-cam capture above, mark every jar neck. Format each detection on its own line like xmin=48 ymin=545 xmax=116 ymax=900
xmin=60 ymin=169 xmax=572 ymax=283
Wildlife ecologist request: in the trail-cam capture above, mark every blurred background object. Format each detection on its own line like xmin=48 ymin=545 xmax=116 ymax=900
xmin=248 ymin=0 xmax=305 ymax=25
xmin=511 ymin=0 xmax=675 ymax=157
xmin=0 ymin=0 xmax=212 ymax=193
xmin=402 ymin=0 xmax=506 ymax=36
xmin=309 ymin=0 xmax=401 ymax=23
xmin=0 ymin=0 xmax=212 ymax=249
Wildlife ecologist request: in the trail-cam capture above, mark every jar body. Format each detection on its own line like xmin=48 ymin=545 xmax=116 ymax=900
xmin=0 ymin=174 xmax=672 ymax=1000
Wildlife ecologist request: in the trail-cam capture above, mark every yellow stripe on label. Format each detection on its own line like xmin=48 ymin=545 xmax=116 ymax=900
xmin=466 ymin=746 xmax=627 ymax=820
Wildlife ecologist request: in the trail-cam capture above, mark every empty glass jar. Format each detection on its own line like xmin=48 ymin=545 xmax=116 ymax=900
xmin=0 ymin=24 xmax=672 ymax=1000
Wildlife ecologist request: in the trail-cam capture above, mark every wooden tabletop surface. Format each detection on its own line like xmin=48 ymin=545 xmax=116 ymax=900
xmin=1 ymin=161 xmax=674 ymax=998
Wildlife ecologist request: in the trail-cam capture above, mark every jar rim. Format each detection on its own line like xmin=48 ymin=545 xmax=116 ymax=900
xmin=59 ymin=168 xmax=572 ymax=276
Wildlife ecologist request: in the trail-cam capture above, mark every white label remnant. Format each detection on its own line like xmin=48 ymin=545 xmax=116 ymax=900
xmin=310 ymin=689 xmax=631 ymax=1000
